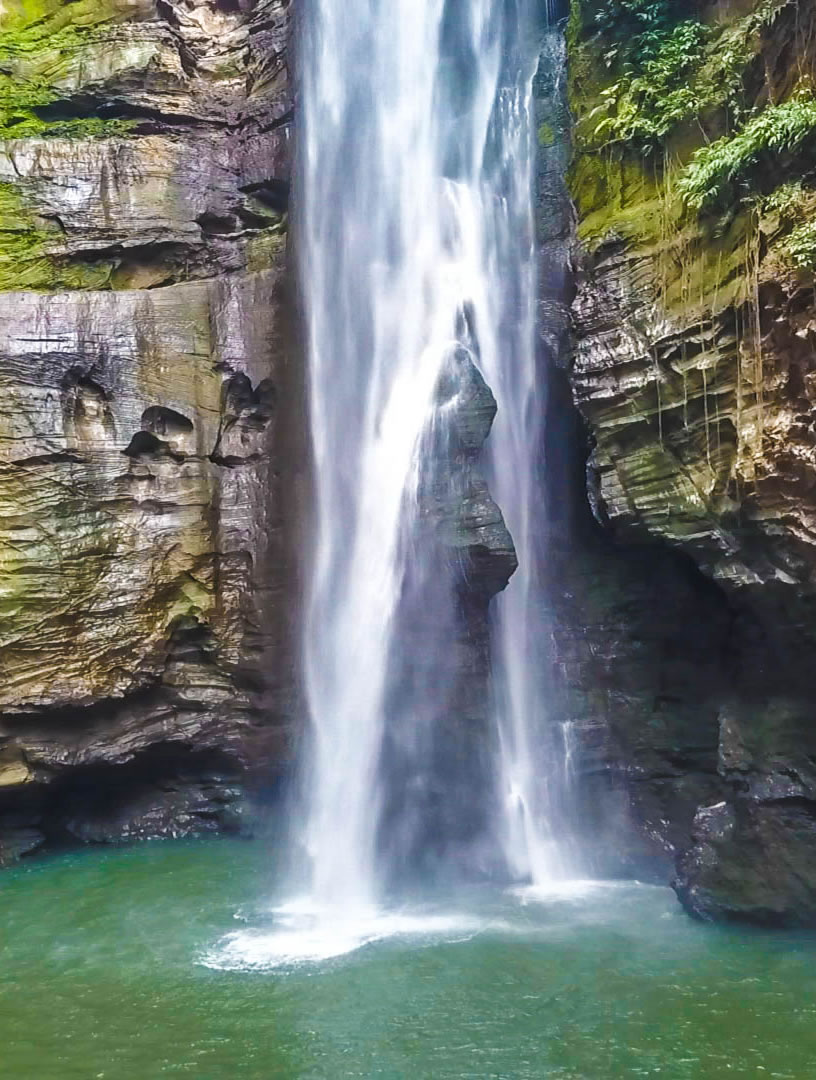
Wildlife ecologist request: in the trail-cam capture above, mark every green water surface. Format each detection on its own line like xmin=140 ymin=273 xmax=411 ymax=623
xmin=1 ymin=837 xmax=815 ymax=1079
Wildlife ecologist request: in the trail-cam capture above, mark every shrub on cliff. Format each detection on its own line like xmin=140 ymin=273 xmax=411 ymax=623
xmin=583 ymin=0 xmax=791 ymax=153
xmin=591 ymin=20 xmax=710 ymax=148
xmin=679 ymin=94 xmax=816 ymax=210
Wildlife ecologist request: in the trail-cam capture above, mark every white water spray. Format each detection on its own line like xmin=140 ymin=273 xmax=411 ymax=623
xmin=278 ymin=0 xmax=567 ymax=952
xmin=486 ymin=22 xmax=574 ymax=888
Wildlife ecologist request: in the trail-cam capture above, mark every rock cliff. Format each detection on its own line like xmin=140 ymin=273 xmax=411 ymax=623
xmin=0 ymin=0 xmax=297 ymax=862
xmin=5 ymin=0 xmax=816 ymax=928
xmin=0 ymin=0 xmax=514 ymax=871
xmin=564 ymin=0 xmax=816 ymax=923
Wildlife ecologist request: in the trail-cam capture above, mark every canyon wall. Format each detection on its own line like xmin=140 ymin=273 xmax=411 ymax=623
xmin=0 ymin=0 xmax=297 ymax=861
xmin=563 ymin=0 xmax=816 ymax=924
xmin=3 ymin=0 xmax=816 ymax=930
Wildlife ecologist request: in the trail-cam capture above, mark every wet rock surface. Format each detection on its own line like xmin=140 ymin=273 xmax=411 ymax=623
xmin=380 ymin=349 xmax=517 ymax=886
xmin=0 ymin=0 xmax=296 ymax=860
xmin=564 ymin=0 xmax=816 ymax=922
xmin=425 ymin=348 xmax=518 ymax=594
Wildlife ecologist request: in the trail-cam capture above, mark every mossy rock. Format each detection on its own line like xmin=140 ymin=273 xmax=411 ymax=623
xmin=0 ymin=0 xmax=143 ymax=140
xmin=0 ymin=179 xmax=115 ymax=289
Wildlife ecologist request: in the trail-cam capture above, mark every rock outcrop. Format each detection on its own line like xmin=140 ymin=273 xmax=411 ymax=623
xmin=564 ymin=0 xmax=816 ymax=922
xmin=0 ymin=0 xmax=297 ymax=862
xmin=379 ymin=349 xmax=518 ymax=886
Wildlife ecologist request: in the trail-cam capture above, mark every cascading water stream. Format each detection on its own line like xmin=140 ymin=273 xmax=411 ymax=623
xmin=283 ymin=0 xmax=560 ymax=951
xmin=207 ymin=0 xmax=570 ymax=971
xmin=480 ymin=21 xmax=572 ymax=888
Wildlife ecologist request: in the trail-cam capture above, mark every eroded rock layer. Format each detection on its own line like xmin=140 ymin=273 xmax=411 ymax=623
xmin=565 ymin=0 xmax=816 ymax=923
xmin=0 ymin=0 xmax=296 ymax=861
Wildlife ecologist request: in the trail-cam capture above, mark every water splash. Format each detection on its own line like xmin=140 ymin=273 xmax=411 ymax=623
xmin=201 ymin=908 xmax=492 ymax=970
xmin=291 ymin=0 xmax=549 ymax=927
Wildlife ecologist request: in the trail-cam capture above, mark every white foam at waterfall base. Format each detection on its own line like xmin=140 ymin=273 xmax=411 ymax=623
xmin=509 ymin=879 xmax=618 ymax=903
xmin=199 ymin=881 xmax=639 ymax=970
xmin=200 ymin=903 xmax=495 ymax=970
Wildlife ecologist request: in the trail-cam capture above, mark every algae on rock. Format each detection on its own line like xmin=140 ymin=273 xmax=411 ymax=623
xmin=566 ymin=0 xmax=816 ymax=924
xmin=0 ymin=0 xmax=296 ymax=867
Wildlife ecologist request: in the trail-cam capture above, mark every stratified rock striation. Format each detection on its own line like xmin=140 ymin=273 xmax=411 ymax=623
xmin=564 ymin=0 xmax=816 ymax=922
xmin=0 ymin=0 xmax=296 ymax=862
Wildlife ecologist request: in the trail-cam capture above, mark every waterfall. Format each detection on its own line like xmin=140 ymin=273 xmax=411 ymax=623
xmin=294 ymin=0 xmax=554 ymax=927
xmin=481 ymin=22 xmax=571 ymax=887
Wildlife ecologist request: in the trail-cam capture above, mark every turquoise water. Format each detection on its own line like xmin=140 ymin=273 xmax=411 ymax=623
xmin=1 ymin=837 xmax=815 ymax=1079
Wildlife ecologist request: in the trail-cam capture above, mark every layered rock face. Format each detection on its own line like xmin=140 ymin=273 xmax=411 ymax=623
xmin=0 ymin=0 xmax=296 ymax=861
xmin=564 ymin=0 xmax=816 ymax=922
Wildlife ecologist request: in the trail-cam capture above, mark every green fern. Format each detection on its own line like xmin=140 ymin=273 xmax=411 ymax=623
xmin=781 ymin=221 xmax=816 ymax=269
xmin=679 ymin=95 xmax=816 ymax=210
xmin=591 ymin=21 xmax=710 ymax=148
xmin=586 ymin=0 xmax=791 ymax=152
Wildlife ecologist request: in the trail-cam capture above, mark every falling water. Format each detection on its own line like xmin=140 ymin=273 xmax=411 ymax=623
xmin=480 ymin=20 xmax=572 ymax=886
xmin=291 ymin=0 xmax=554 ymax=934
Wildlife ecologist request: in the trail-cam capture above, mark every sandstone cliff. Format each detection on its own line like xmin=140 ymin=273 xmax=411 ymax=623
xmin=0 ymin=0 xmax=296 ymax=861
xmin=564 ymin=0 xmax=816 ymax=923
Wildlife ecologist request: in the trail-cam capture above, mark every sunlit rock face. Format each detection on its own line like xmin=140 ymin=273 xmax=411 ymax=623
xmin=564 ymin=0 xmax=816 ymax=923
xmin=0 ymin=0 xmax=295 ymax=862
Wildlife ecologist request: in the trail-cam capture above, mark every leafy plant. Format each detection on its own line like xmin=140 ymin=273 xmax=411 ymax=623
xmin=679 ymin=95 xmax=816 ymax=210
xmin=585 ymin=0 xmax=792 ymax=152
xmin=781 ymin=221 xmax=816 ymax=269
xmin=593 ymin=0 xmax=683 ymax=65
xmin=591 ymin=20 xmax=710 ymax=148
xmin=760 ymin=181 xmax=806 ymax=216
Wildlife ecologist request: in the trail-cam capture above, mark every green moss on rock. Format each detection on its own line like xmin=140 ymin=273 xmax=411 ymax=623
xmin=538 ymin=120 xmax=556 ymax=147
xmin=569 ymin=0 xmax=816 ymax=321
xmin=0 ymin=0 xmax=139 ymax=139
xmin=0 ymin=180 xmax=114 ymax=290
xmin=245 ymin=218 xmax=287 ymax=272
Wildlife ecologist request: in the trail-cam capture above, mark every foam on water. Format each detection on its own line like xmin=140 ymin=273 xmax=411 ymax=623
xmin=509 ymin=879 xmax=609 ymax=903
xmin=201 ymin=909 xmax=497 ymax=971
xmin=201 ymin=881 xmax=651 ymax=971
